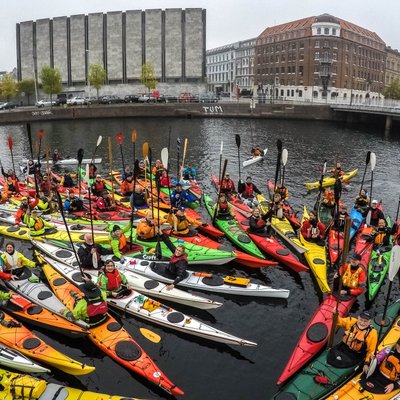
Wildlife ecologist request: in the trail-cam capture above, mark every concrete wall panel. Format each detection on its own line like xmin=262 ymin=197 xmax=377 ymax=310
xmin=36 ymin=19 xmax=51 ymax=76
xmin=88 ymin=13 xmax=104 ymax=69
xmin=70 ymin=14 xmax=86 ymax=82
xmin=185 ymin=9 xmax=203 ymax=77
xmin=125 ymin=10 xmax=142 ymax=80
xmin=19 ymin=21 xmax=34 ymax=80
xmin=165 ymin=9 xmax=182 ymax=78
xmin=53 ymin=17 xmax=68 ymax=83
xmin=106 ymin=11 xmax=123 ymax=81
xmin=145 ymin=9 xmax=162 ymax=77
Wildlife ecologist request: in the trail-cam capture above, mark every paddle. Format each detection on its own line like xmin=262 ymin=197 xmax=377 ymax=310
xmin=273 ymin=140 xmax=283 ymax=195
xmin=27 ymin=123 xmax=34 ymax=159
xmin=313 ymin=160 xmax=327 ymax=217
xmin=218 ymin=141 xmax=223 ymax=182
xmin=235 ymin=134 xmax=241 ymax=181
xmin=281 ymin=148 xmax=288 ymax=187
xmin=36 ymin=129 xmax=44 ymax=165
xmin=212 ymin=159 xmax=228 ymax=226
xmin=91 ymin=135 xmax=103 ymax=164
xmin=116 ymin=132 xmax=126 ymax=175
xmin=142 ymin=142 xmax=149 ymax=184
xmin=367 ymin=245 xmax=400 ymax=378
xmin=26 ymin=125 xmax=39 ymax=194
xmin=369 ymin=152 xmax=376 ymax=206
xmin=77 ymin=148 xmax=84 ymax=198
xmin=161 ymin=147 xmax=172 ymax=212
xmin=108 ymin=136 xmax=115 ymax=201
xmin=129 ymin=131 xmax=137 ymax=250
xmin=140 ymin=327 xmax=161 ymax=343
xmin=179 ymin=138 xmax=188 ymax=182
xmin=131 ymin=130 xmax=137 ymax=174
xmin=176 ymin=138 xmax=181 ymax=180
xmin=359 ymin=151 xmax=371 ymax=194
xmin=396 ymin=195 xmax=400 ymax=223
xmin=7 ymin=135 xmax=16 ymax=178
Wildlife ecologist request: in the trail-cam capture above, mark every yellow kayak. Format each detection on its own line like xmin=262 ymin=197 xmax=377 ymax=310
xmin=0 ymin=367 xmax=142 ymax=399
xmin=327 ymin=313 xmax=400 ymax=399
xmin=299 ymin=206 xmax=330 ymax=293
xmin=304 ymin=168 xmax=359 ymax=191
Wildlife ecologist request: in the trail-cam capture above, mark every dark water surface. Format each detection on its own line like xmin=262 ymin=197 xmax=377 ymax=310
xmin=0 ymin=118 xmax=399 ymax=399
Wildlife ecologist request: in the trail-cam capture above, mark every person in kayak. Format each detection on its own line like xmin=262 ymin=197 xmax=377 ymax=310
xmin=37 ymin=190 xmax=53 ymax=212
xmin=65 ymin=279 xmax=108 ymax=327
xmin=60 ymin=172 xmax=75 ymax=188
xmin=22 ymin=159 xmax=40 ymax=176
xmin=159 ymin=169 xmax=172 ymax=188
xmin=136 ymin=211 xmax=159 ymax=240
xmin=333 ymin=253 xmax=367 ymax=296
xmin=14 ymin=196 xmax=39 ymax=225
xmin=91 ymin=175 xmax=107 ymax=196
xmin=64 ymin=191 xmax=84 ymax=213
xmin=78 ymin=233 xmax=113 ymax=270
xmin=166 ymin=244 xmax=188 ymax=291
xmin=300 ymin=210 xmax=326 ymax=244
xmin=88 ymin=163 xmax=97 ymax=179
xmin=183 ymin=167 xmax=196 ymax=181
xmin=98 ymin=259 xmax=129 ymax=298
xmin=0 ymin=310 xmax=21 ymax=328
xmin=266 ymin=192 xmax=284 ymax=219
xmin=251 ymin=147 xmax=263 ymax=157
xmin=332 ymin=204 xmax=350 ymax=232
xmin=52 ymin=149 xmax=62 ymax=163
xmin=109 ymin=222 xmax=132 ymax=262
xmin=23 ymin=208 xmax=56 ymax=236
xmin=355 ymin=189 xmax=370 ymax=211
xmin=96 ymin=191 xmax=117 ymax=212
xmin=248 ymin=208 xmax=271 ymax=236
xmin=327 ymin=310 xmax=377 ymax=369
xmin=170 ymin=183 xmax=198 ymax=209
xmin=120 ymin=174 xmax=135 ymax=196
xmin=274 ymin=183 xmax=289 ymax=203
xmin=220 ymin=173 xmax=236 ymax=195
xmin=2 ymin=175 xmax=20 ymax=197
xmin=330 ymin=162 xmax=345 ymax=177
xmin=216 ymin=194 xmax=234 ymax=220
xmin=130 ymin=185 xmax=148 ymax=210
xmin=39 ymin=175 xmax=54 ymax=196
xmin=238 ymin=176 xmax=261 ymax=207
xmin=1 ymin=242 xmax=36 ymax=278
xmin=322 ymin=189 xmax=336 ymax=209
xmin=367 ymin=218 xmax=397 ymax=246
xmin=361 ymin=338 xmax=400 ymax=394
xmin=166 ymin=207 xmax=203 ymax=236
xmin=152 ymin=159 xmax=164 ymax=184
xmin=363 ymin=199 xmax=385 ymax=228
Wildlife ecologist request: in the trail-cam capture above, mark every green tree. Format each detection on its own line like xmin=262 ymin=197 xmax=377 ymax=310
xmin=88 ymin=64 xmax=106 ymax=99
xmin=39 ymin=66 xmax=62 ymax=104
xmin=18 ymin=79 xmax=36 ymax=105
xmin=383 ymin=79 xmax=400 ymax=100
xmin=0 ymin=74 xmax=18 ymax=101
xmin=140 ymin=63 xmax=157 ymax=94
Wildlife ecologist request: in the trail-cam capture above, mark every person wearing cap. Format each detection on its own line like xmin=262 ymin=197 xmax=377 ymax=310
xmin=166 ymin=244 xmax=188 ymax=291
xmin=97 ymin=259 xmax=128 ymax=298
xmin=78 ymin=233 xmax=113 ymax=270
xmin=23 ymin=208 xmax=56 ymax=236
xmin=238 ymin=176 xmax=261 ymax=208
xmin=220 ymin=173 xmax=236 ymax=195
xmin=361 ymin=338 xmax=400 ymax=394
xmin=14 ymin=196 xmax=39 ymax=225
xmin=65 ymin=279 xmax=108 ymax=327
xmin=136 ymin=211 xmax=159 ymax=241
xmin=327 ymin=310 xmax=377 ymax=370
xmin=120 ymin=174 xmax=135 ymax=196
xmin=108 ymin=221 xmax=132 ymax=261
xmin=333 ymin=253 xmax=367 ymax=296
xmin=170 ymin=183 xmax=198 ymax=209
xmin=166 ymin=206 xmax=202 ymax=236
xmin=355 ymin=189 xmax=370 ymax=212
xmin=300 ymin=210 xmax=326 ymax=244
xmin=64 ymin=191 xmax=84 ymax=213
xmin=91 ymin=175 xmax=106 ymax=197
xmin=129 ymin=185 xmax=148 ymax=210
xmin=0 ymin=242 xmax=36 ymax=281
xmin=96 ymin=191 xmax=117 ymax=211
xmin=248 ymin=207 xmax=271 ymax=236
xmin=363 ymin=200 xmax=385 ymax=228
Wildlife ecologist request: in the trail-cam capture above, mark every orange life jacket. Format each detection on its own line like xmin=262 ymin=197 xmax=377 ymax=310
xmin=32 ymin=217 xmax=44 ymax=231
xmin=380 ymin=352 xmax=400 ymax=381
xmin=342 ymin=323 xmax=372 ymax=352
xmin=341 ymin=264 xmax=362 ymax=288
xmin=374 ymin=231 xmax=386 ymax=245
xmin=118 ymin=234 xmax=127 ymax=250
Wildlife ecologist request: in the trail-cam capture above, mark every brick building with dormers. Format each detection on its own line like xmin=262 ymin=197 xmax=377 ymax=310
xmin=254 ymin=14 xmax=386 ymax=104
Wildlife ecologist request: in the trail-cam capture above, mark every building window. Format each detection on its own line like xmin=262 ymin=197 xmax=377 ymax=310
xmin=299 ymin=42 xmax=304 ymax=49
xmin=332 ymin=28 xmax=337 ymax=36
xmin=299 ymin=53 xmax=304 ymax=61
xmin=314 ymin=51 xmax=320 ymax=60
xmin=315 ymin=40 xmax=320 ymax=48
xmin=333 ymin=52 xmax=337 ymax=61
xmin=324 ymin=27 xmax=329 ymax=35
xmin=317 ymin=27 xmax=321 ymax=35
xmin=298 ymin=90 xmax=303 ymax=97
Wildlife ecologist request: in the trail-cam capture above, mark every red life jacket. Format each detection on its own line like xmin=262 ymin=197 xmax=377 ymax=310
xmin=105 ymin=269 xmax=123 ymax=291
xmin=86 ymin=295 xmax=108 ymax=317
xmin=244 ymin=184 xmax=254 ymax=198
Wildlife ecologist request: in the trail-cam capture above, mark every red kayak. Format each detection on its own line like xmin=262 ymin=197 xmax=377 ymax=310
xmin=168 ymin=230 xmax=278 ymax=269
xmin=328 ymin=228 xmax=344 ymax=264
xmin=277 ymin=292 xmax=356 ymax=385
xmin=232 ymin=208 xmax=308 ymax=272
xmin=354 ymin=225 xmax=374 ymax=266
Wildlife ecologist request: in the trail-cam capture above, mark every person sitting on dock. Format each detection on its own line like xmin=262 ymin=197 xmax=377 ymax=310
xmin=78 ymin=233 xmax=113 ymax=270
xmin=166 ymin=207 xmax=202 ymax=237
xmin=220 ymin=173 xmax=236 ymax=195
xmin=120 ymin=174 xmax=135 ymax=196
xmin=97 ymin=259 xmax=129 ymax=298
xmin=300 ymin=210 xmax=326 ymax=244
xmin=248 ymin=208 xmax=271 ymax=236
xmin=23 ymin=208 xmax=56 ymax=236
xmin=109 ymin=222 xmax=132 ymax=262
xmin=363 ymin=199 xmax=385 ymax=228
xmin=91 ymin=175 xmax=107 ymax=197
xmin=96 ymin=191 xmax=117 ymax=212
xmin=0 ymin=242 xmax=36 ymax=280
xmin=130 ymin=185 xmax=148 ymax=210
xmin=166 ymin=244 xmax=188 ymax=291
xmin=216 ymin=194 xmax=233 ymax=220
xmin=361 ymin=337 xmax=400 ymax=394
xmin=238 ymin=176 xmax=261 ymax=208
xmin=170 ymin=183 xmax=198 ymax=209
xmin=333 ymin=253 xmax=367 ymax=296
xmin=251 ymin=147 xmax=263 ymax=157
xmin=355 ymin=189 xmax=370 ymax=212
xmin=327 ymin=310 xmax=377 ymax=370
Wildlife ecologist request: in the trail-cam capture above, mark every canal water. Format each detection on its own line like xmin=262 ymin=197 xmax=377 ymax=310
xmin=0 ymin=117 xmax=399 ymax=399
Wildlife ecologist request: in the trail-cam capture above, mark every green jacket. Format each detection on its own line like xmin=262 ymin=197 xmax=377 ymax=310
xmin=108 ymin=222 xmax=132 ymax=259
xmin=97 ymin=270 xmax=127 ymax=296
xmin=23 ymin=214 xmax=54 ymax=236
xmin=71 ymin=290 xmax=107 ymax=323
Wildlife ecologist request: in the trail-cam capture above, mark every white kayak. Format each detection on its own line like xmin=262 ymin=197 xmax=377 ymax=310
xmin=243 ymin=148 xmax=268 ymax=167
xmin=31 ymin=240 xmax=223 ymax=310
xmin=0 ymin=344 xmax=50 ymax=373
xmin=21 ymin=157 xmax=102 ymax=166
xmin=123 ymin=258 xmax=290 ymax=298
xmin=40 ymin=254 xmax=256 ymax=347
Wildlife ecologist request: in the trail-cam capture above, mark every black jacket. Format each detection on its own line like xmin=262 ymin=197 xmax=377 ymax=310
xmin=78 ymin=242 xmax=113 ymax=269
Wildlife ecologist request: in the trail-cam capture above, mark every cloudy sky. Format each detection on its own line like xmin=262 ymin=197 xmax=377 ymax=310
xmin=1 ymin=0 xmax=398 ymax=71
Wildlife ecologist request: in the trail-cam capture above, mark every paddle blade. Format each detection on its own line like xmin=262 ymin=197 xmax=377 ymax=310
xmin=7 ymin=135 xmax=12 ymax=150
xmin=155 ymin=241 xmax=162 ymax=260
xmin=235 ymin=134 xmax=241 ymax=148
xmin=142 ymin=142 xmax=149 ymax=159
xmin=131 ymin=130 xmax=137 ymax=142
xmin=366 ymin=357 xmax=377 ymax=379
xmin=220 ymin=141 xmax=223 ymax=155
xmin=389 ymin=245 xmax=400 ymax=281
xmin=161 ymin=148 xmax=168 ymax=169
xmin=116 ymin=132 xmax=123 ymax=145
xmin=366 ymin=151 xmax=371 ymax=166
xmin=37 ymin=129 xmax=45 ymax=140
xmin=77 ymin=148 xmax=84 ymax=165
xmin=140 ymin=328 xmax=161 ymax=343
xmin=96 ymin=135 xmax=103 ymax=147
xmin=370 ymin=152 xmax=376 ymax=171
xmin=85 ymin=163 xmax=90 ymax=185
xmin=322 ymin=160 xmax=327 ymax=174
xmin=282 ymin=149 xmax=288 ymax=166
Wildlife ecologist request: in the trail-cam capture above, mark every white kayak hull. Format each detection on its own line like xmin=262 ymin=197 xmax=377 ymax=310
xmin=0 ymin=344 xmax=50 ymax=373
xmin=21 ymin=158 xmax=102 ymax=166
xmin=243 ymin=148 xmax=268 ymax=167
xmin=31 ymin=240 xmax=223 ymax=310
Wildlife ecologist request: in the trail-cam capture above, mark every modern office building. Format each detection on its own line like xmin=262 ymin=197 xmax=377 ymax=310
xmin=16 ymin=8 xmax=206 ymax=94
xmin=254 ymin=14 xmax=386 ymax=104
xmin=385 ymin=47 xmax=400 ymax=87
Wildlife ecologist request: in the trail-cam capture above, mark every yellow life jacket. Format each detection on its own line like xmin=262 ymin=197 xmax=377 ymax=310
xmin=380 ymin=353 xmax=400 ymax=381
xmin=374 ymin=231 xmax=386 ymax=245
xmin=342 ymin=323 xmax=372 ymax=353
xmin=33 ymin=217 xmax=44 ymax=231
xmin=341 ymin=264 xmax=361 ymax=288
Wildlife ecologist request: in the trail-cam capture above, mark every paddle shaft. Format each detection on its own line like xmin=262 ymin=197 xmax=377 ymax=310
xmin=212 ymin=159 xmax=228 ymax=226
xmin=235 ymin=135 xmax=241 ymax=181
xmin=108 ymin=137 xmax=115 ymax=200
xmin=176 ymin=138 xmax=181 ymax=180
xmin=359 ymin=151 xmax=371 ymax=193
xmin=179 ymin=138 xmax=188 ymax=182
xmin=273 ymin=140 xmax=283 ymax=193
xmin=218 ymin=141 xmax=223 ymax=183
xmin=314 ymin=161 xmax=327 ymax=217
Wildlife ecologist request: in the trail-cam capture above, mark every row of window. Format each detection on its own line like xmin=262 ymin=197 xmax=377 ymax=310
xmin=316 ymin=27 xmax=338 ymax=36
xmin=207 ymin=52 xmax=235 ymax=63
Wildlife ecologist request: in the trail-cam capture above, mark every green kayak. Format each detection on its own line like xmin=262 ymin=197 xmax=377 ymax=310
xmin=318 ymin=203 xmax=334 ymax=228
xmin=203 ymin=194 xmax=265 ymax=260
xmin=272 ymin=299 xmax=400 ymax=400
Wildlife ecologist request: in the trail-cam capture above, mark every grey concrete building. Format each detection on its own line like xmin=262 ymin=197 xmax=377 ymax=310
xmin=16 ymin=8 xmax=206 ymax=94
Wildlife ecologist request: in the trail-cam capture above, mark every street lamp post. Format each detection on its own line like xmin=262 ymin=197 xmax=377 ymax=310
xmin=86 ymin=49 xmax=91 ymax=100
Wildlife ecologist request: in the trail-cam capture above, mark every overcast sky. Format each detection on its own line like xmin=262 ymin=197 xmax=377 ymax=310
xmin=1 ymin=0 xmax=399 ymax=71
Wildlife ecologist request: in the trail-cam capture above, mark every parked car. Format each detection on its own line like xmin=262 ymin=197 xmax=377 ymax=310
xmin=124 ymin=94 xmax=140 ymax=103
xmin=137 ymin=94 xmax=166 ymax=103
xmin=164 ymin=94 xmax=178 ymax=103
xmin=67 ymin=96 xmax=86 ymax=106
xmin=36 ymin=98 xmax=57 ymax=108
xmin=100 ymin=95 xmax=123 ymax=104
xmin=178 ymin=93 xmax=198 ymax=103
xmin=0 ymin=102 xmax=17 ymax=110
xmin=199 ymin=93 xmax=219 ymax=103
